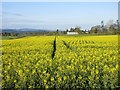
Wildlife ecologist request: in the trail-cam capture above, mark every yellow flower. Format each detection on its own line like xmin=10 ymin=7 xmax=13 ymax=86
xmin=58 ymin=77 xmax=62 ymax=82
xmin=51 ymin=77 xmax=54 ymax=81
xmin=43 ymin=71 xmax=46 ymax=74
xmin=45 ymin=85 xmax=49 ymax=88
xmin=14 ymin=80 xmax=17 ymax=83
xmin=78 ymin=76 xmax=82 ymax=79
xmin=64 ymin=76 xmax=67 ymax=80
xmin=46 ymin=73 xmax=50 ymax=78
xmin=44 ymin=80 xmax=47 ymax=84
xmin=96 ymin=70 xmax=99 ymax=74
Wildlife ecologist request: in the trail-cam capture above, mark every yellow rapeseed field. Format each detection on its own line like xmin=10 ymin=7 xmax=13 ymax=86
xmin=1 ymin=35 xmax=118 ymax=88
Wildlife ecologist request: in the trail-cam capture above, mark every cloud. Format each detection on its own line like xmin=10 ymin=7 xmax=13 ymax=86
xmin=2 ymin=11 xmax=23 ymax=16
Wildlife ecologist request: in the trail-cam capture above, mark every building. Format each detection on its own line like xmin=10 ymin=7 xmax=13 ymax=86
xmin=67 ymin=32 xmax=78 ymax=35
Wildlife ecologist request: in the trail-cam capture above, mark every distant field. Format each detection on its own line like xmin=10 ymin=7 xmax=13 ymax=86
xmin=2 ymin=36 xmax=27 ymax=40
xmin=1 ymin=35 xmax=118 ymax=88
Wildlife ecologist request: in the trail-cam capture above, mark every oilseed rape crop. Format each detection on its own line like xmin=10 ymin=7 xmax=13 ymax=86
xmin=1 ymin=35 xmax=118 ymax=89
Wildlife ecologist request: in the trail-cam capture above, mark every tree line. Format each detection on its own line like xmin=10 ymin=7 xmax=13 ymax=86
xmin=1 ymin=20 xmax=120 ymax=36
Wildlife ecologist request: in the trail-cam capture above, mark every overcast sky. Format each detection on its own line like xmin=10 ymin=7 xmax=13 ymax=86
xmin=2 ymin=2 xmax=118 ymax=30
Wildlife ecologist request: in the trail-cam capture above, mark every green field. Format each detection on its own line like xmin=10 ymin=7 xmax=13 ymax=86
xmin=1 ymin=35 xmax=118 ymax=88
xmin=2 ymin=36 xmax=26 ymax=40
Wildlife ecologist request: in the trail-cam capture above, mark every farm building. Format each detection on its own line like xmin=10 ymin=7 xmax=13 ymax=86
xmin=67 ymin=32 xmax=78 ymax=35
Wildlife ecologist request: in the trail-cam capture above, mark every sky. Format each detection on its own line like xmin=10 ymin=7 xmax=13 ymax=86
xmin=1 ymin=2 xmax=118 ymax=30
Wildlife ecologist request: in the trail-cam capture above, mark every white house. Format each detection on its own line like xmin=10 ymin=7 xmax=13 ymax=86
xmin=67 ymin=32 xmax=78 ymax=35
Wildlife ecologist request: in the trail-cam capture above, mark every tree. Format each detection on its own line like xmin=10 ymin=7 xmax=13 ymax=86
xmin=70 ymin=28 xmax=74 ymax=32
xmin=109 ymin=25 xmax=118 ymax=34
xmin=56 ymin=29 xmax=59 ymax=34
xmin=101 ymin=20 xmax=104 ymax=28
xmin=66 ymin=29 xmax=69 ymax=32
xmin=74 ymin=26 xmax=81 ymax=34
xmin=90 ymin=27 xmax=98 ymax=34
xmin=65 ymin=29 xmax=69 ymax=34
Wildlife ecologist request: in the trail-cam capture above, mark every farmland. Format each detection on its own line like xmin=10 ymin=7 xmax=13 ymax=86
xmin=1 ymin=35 xmax=118 ymax=88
